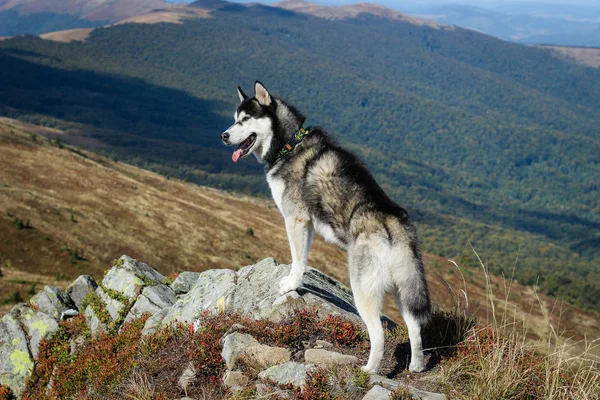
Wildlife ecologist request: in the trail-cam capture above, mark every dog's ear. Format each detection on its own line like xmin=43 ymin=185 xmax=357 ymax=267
xmin=254 ymin=81 xmax=272 ymax=106
xmin=237 ymin=86 xmax=248 ymax=103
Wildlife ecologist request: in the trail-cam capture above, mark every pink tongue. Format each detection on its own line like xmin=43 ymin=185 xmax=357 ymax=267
xmin=232 ymin=149 xmax=243 ymax=162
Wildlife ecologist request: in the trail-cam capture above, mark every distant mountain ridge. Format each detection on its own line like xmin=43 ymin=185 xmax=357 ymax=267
xmin=0 ymin=0 xmax=173 ymax=36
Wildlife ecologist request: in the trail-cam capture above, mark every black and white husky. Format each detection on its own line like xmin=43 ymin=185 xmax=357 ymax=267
xmin=222 ymin=82 xmax=431 ymax=373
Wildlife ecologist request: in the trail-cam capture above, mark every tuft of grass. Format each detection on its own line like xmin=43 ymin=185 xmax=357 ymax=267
xmin=389 ymin=385 xmax=411 ymax=400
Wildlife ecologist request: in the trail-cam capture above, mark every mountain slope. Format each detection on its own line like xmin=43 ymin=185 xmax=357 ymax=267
xmin=0 ymin=1 xmax=599 ymax=312
xmin=0 ymin=0 xmax=173 ymax=36
xmin=0 ymin=118 xmax=598 ymax=359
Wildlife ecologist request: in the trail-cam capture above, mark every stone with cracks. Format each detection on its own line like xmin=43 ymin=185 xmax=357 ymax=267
xmin=124 ymin=284 xmax=177 ymax=324
xmin=221 ymin=332 xmax=291 ymax=370
xmin=66 ymin=275 xmax=98 ymax=311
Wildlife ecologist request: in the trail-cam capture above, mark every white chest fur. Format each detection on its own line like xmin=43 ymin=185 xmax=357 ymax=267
xmin=266 ymin=170 xmax=286 ymax=214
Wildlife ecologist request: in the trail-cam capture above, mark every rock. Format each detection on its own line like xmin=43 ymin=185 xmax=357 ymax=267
xmin=141 ymin=307 xmax=170 ymax=336
xmin=315 ymin=340 xmax=333 ymax=348
xmin=66 ymin=275 xmax=98 ymax=311
xmin=170 ymin=271 xmax=201 ymax=295
xmin=232 ymin=258 xmax=291 ymax=317
xmin=96 ymin=287 xmax=124 ymax=322
xmin=11 ymin=304 xmax=59 ymax=358
xmin=84 ymin=305 xmax=108 ymax=337
xmin=369 ymin=375 xmax=447 ymax=400
xmin=69 ymin=335 xmax=86 ymax=355
xmin=304 ymin=349 xmax=358 ymax=365
xmin=124 ymin=285 xmax=177 ymax=324
xmin=223 ymin=370 xmax=248 ymax=391
xmin=362 ymin=385 xmax=392 ymax=400
xmin=258 ymin=362 xmax=316 ymax=388
xmin=162 ymin=268 xmax=237 ymax=326
xmin=178 ymin=362 xmax=196 ymax=392
xmin=221 ymin=332 xmax=291 ymax=370
xmin=0 ymin=312 xmax=34 ymax=395
xmin=102 ymin=255 xmax=165 ymax=299
xmin=29 ymin=286 xmax=76 ymax=321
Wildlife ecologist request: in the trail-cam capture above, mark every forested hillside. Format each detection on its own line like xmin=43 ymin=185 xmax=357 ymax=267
xmin=0 ymin=2 xmax=599 ymax=311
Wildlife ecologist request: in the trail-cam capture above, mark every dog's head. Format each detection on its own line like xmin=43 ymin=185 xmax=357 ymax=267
xmin=221 ymin=81 xmax=275 ymax=163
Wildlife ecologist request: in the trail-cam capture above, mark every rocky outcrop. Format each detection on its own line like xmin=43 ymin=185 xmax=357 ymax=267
xmin=0 ymin=255 xmax=445 ymax=399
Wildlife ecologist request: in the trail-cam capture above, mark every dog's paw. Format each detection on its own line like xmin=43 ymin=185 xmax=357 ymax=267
xmin=278 ymin=274 xmax=302 ymax=295
xmin=360 ymin=365 xmax=377 ymax=374
xmin=408 ymin=362 xmax=426 ymax=373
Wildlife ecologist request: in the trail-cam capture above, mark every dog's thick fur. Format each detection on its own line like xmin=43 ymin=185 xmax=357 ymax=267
xmin=222 ymin=82 xmax=431 ymax=373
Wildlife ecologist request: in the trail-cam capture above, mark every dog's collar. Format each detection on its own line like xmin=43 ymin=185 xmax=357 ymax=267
xmin=273 ymin=127 xmax=309 ymax=162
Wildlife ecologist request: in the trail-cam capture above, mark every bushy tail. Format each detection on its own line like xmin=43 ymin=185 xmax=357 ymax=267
xmin=400 ymin=260 xmax=432 ymax=325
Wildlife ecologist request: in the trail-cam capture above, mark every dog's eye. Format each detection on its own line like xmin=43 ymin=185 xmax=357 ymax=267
xmin=241 ymin=116 xmax=250 ymax=122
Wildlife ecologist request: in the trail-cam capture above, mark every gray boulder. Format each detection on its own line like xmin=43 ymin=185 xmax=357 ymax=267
xmin=161 ymin=258 xmax=373 ymax=327
xmin=162 ymin=268 xmax=237 ymax=325
xmin=0 ymin=312 xmax=34 ymax=395
xmin=11 ymin=304 xmax=59 ymax=358
xmin=257 ymin=361 xmax=316 ymax=388
xmin=29 ymin=286 xmax=76 ymax=321
xmin=66 ymin=275 xmax=97 ymax=311
xmin=170 ymin=271 xmax=201 ymax=295
xmin=102 ymin=255 xmax=165 ymax=299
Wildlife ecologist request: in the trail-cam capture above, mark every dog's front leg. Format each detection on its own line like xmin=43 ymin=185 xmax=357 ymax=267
xmin=279 ymin=216 xmax=314 ymax=294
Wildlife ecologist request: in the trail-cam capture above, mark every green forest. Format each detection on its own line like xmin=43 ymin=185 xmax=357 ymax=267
xmin=0 ymin=4 xmax=599 ymax=311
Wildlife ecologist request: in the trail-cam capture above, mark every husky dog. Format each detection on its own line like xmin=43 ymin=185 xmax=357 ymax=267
xmin=221 ymin=82 xmax=431 ymax=373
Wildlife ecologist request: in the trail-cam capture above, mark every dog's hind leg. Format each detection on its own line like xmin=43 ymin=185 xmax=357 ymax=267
xmin=279 ymin=215 xmax=314 ymax=294
xmin=392 ymin=258 xmax=430 ymax=372
xmin=395 ymin=295 xmax=426 ymax=372
xmin=349 ymin=243 xmax=386 ymax=373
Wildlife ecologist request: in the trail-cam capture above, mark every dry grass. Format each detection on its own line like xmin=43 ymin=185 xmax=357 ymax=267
xmin=537 ymin=45 xmax=600 ymax=68
xmin=438 ymin=249 xmax=600 ymax=399
xmin=0 ymin=117 xmax=598 ymax=362
xmin=40 ymin=28 xmax=95 ymax=43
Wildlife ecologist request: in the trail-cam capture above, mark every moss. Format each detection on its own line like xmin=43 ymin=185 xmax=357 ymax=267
xmin=29 ymin=320 xmax=50 ymax=337
xmin=110 ymin=258 xmax=124 ymax=268
xmin=10 ymin=349 xmax=33 ymax=376
xmin=98 ymin=282 xmax=129 ymax=303
xmin=81 ymin=292 xmax=111 ymax=327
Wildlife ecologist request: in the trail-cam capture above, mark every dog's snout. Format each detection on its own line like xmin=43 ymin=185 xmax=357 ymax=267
xmin=221 ymin=131 xmax=230 ymax=142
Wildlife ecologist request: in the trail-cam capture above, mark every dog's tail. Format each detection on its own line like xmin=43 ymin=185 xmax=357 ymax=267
xmin=400 ymin=265 xmax=432 ymax=325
